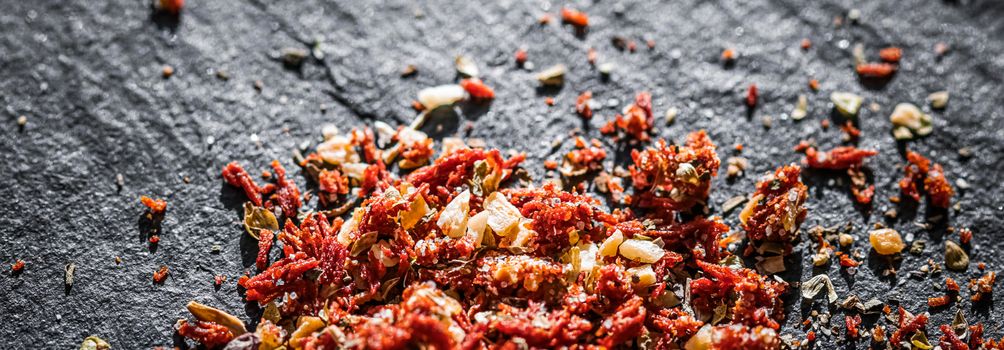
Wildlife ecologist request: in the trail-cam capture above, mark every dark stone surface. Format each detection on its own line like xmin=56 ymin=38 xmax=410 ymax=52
xmin=1 ymin=0 xmax=1002 ymax=348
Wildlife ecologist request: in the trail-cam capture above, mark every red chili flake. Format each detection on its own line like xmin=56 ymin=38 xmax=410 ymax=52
xmin=821 ymin=119 xmax=831 ymax=129
xmin=256 ymin=229 xmax=274 ymax=270
xmin=808 ymin=79 xmax=819 ymax=91
xmin=214 ymin=275 xmax=226 ymax=287
xmin=742 ymin=165 xmax=807 ymax=246
xmin=544 ymin=97 xmax=555 ymax=106
xmin=846 ymin=315 xmax=862 ymax=338
xmin=317 ymin=169 xmax=349 ymax=206
xmin=928 ymin=295 xmax=951 ymax=307
xmin=153 ymin=265 xmax=169 ymax=284
xmin=721 ymin=48 xmax=736 ymax=62
xmin=880 ymin=47 xmax=903 ymax=63
xmin=803 ymin=146 xmax=877 ymax=170
xmin=543 ymin=160 xmax=558 ymax=170
xmin=970 ymin=271 xmax=996 ymax=302
xmin=836 ymin=251 xmax=861 ymax=267
xmin=575 ymin=91 xmax=593 ymax=119
xmin=890 ymin=307 xmax=929 ymax=347
xmin=560 ymin=7 xmax=589 ymax=27
xmin=800 ymin=38 xmax=812 ymax=50
xmin=806 ymin=330 xmax=816 ymax=342
xmin=221 ymin=162 xmax=263 ymax=206
xmin=939 ymin=324 xmax=969 ymax=350
xmin=261 ymin=170 xmax=272 ymax=179
xmin=156 ymin=0 xmax=184 ymax=14
xmin=978 ymin=262 xmax=986 ymax=270
xmin=609 ymin=91 xmax=655 ymax=141
xmin=848 ymin=166 xmax=875 ymax=205
xmin=140 ymin=196 xmax=168 ymax=215
xmin=460 ymin=78 xmax=495 ymax=100
xmin=630 ymin=131 xmax=720 ymax=212
xmin=646 ymin=39 xmax=656 ymax=49
xmin=11 ymin=259 xmax=24 ymax=273
xmin=411 ymin=100 xmax=425 ymax=112
xmin=734 ymin=143 xmax=744 ymax=152
xmin=946 ymin=277 xmax=961 ymax=292
xmin=266 ymin=160 xmax=302 ymax=218
xmin=691 ymin=261 xmax=787 ymax=329
xmin=745 ymin=84 xmax=758 ymax=108
xmin=899 ymin=151 xmax=954 ymax=208
xmin=856 ymin=62 xmax=897 ymax=78
xmin=840 ymin=121 xmax=862 ymax=140
xmin=959 ymin=228 xmax=973 ymax=245
xmin=627 ymin=40 xmax=637 ymax=53
xmin=587 ymin=48 xmax=597 ymax=66
xmin=514 ymin=48 xmax=528 ymax=65
xmin=969 ymin=323 xmax=984 ymax=349
xmin=149 ymin=235 xmax=160 ymax=244
xmin=176 ymin=320 xmax=234 ymax=348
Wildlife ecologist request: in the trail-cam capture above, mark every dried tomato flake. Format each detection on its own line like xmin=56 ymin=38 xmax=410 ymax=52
xmin=846 ymin=314 xmax=862 ymax=338
xmin=575 ymin=91 xmax=593 ymax=119
xmin=460 ymin=78 xmax=495 ymax=100
xmin=256 ymin=229 xmax=274 ymax=270
xmin=746 ymin=84 xmax=758 ymax=108
xmin=803 ymin=146 xmax=877 ymax=170
xmin=140 ymin=196 xmax=168 ymax=215
xmin=856 ymin=62 xmax=897 ymax=78
xmin=11 ymin=259 xmax=24 ymax=273
xmin=514 ymin=48 xmax=528 ymax=65
xmin=899 ymin=151 xmax=954 ymax=208
xmin=176 ymin=320 xmax=234 ymax=348
xmin=222 ymin=162 xmax=263 ymax=206
xmin=560 ymin=7 xmax=589 ymax=27
xmin=153 ymin=265 xmax=169 ymax=284
xmin=880 ymin=47 xmax=903 ymax=63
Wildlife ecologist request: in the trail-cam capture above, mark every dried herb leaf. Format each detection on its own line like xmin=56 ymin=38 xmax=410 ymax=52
xmin=262 ymin=301 xmax=281 ymax=324
xmin=80 ymin=336 xmax=110 ymax=350
xmin=351 ymin=231 xmax=379 ymax=257
xmin=65 ymin=262 xmax=76 ymax=290
xmin=722 ymin=196 xmax=747 ymax=213
xmin=536 ymin=64 xmax=566 ymax=86
xmin=243 ymin=203 xmax=279 ymax=240
xmin=911 ymin=331 xmax=933 ymax=350
xmin=944 ymin=241 xmax=969 ymax=271
xmin=952 ymin=309 xmax=968 ymax=339
xmin=801 ymin=274 xmax=837 ymax=303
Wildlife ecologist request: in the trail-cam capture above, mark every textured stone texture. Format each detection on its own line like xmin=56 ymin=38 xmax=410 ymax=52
xmin=0 ymin=0 xmax=1002 ymax=348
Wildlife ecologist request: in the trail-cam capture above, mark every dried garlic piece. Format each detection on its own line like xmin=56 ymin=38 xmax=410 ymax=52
xmin=801 ymin=274 xmax=838 ymax=303
xmin=627 ymin=264 xmax=657 ymax=288
xmin=455 ymin=55 xmax=479 ymax=77
xmin=927 ymin=91 xmax=949 ymax=109
xmin=889 ymin=103 xmax=933 ymax=139
xmin=418 ymin=84 xmax=465 ymax=110
xmin=536 ymin=64 xmax=566 ymax=86
xmin=80 ymin=336 xmax=111 ymax=350
xmin=484 ymin=191 xmax=523 ymax=236
xmin=831 ymin=92 xmax=864 ymax=118
xmin=438 ymin=190 xmax=471 ymax=238
xmin=791 ymin=94 xmax=808 ymax=120
xmin=600 ymin=230 xmax=624 ymax=257
xmin=619 ymin=239 xmax=665 ymax=263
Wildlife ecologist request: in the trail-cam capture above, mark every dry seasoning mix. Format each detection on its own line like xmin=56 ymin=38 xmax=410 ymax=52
xmin=116 ymin=3 xmax=1003 ymax=350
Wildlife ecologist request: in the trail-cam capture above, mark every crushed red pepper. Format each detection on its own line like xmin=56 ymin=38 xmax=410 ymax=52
xmin=11 ymin=259 xmax=24 ymax=273
xmin=880 ymin=47 xmax=903 ymax=63
xmin=460 ymin=78 xmax=495 ymax=100
xmin=890 ymin=307 xmax=929 ymax=348
xmin=575 ymin=91 xmax=593 ymax=119
xmin=153 ymin=265 xmax=169 ymax=284
xmin=514 ymin=48 xmax=527 ymax=65
xmin=803 ymin=146 xmax=877 ymax=170
xmin=741 ymin=165 xmax=807 ymax=248
xmin=140 ymin=196 xmax=167 ymax=216
xmin=856 ymin=62 xmax=897 ymax=78
xmin=846 ymin=314 xmax=862 ymax=338
xmin=899 ymin=151 xmax=954 ymax=208
xmin=256 ymin=228 xmax=274 ymax=270
xmin=560 ymin=7 xmax=589 ymax=27
xmin=175 ymin=320 xmax=233 ymax=348
xmin=602 ymin=91 xmax=655 ymax=141
xmin=746 ymin=84 xmax=758 ymax=108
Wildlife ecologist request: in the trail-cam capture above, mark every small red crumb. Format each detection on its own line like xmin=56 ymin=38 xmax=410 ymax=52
xmin=734 ymin=144 xmax=743 ymax=152
xmin=256 ymin=229 xmax=274 ymax=270
xmin=153 ymin=266 xmax=170 ymax=284
xmin=140 ymin=196 xmax=168 ymax=215
xmin=214 ymin=275 xmax=226 ymax=287
xmin=946 ymin=277 xmax=961 ymax=292
xmin=800 ymin=38 xmax=812 ymax=50
xmin=538 ymin=13 xmax=552 ymax=25
xmin=545 ymin=97 xmax=555 ymax=106
xmin=935 ymin=42 xmax=949 ymax=56
xmin=856 ymin=62 xmax=897 ymax=78
xmin=460 ymin=78 xmax=495 ymax=100
xmin=840 ymin=121 xmax=862 ymax=140
xmin=543 ymin=160 xmax=558 ymax=170
xmin=806 ymin=330 xmax=816 ymax=342
xmin=836 ymin=251 xmax=861 ymax=267
xmin=627 ymin=40 xmax=637 ymax=53
xmin=574 ymin=136 xmax=587 ymax=149
xmin=721 ymin=48 xmax=736 ymax=62
xmin=928 ymin=295 xmax=951 ymax=307
xmin=515 ymin=48 xmax=528 ymax=66
xmin=808 ymin=79 xmax=819 ymax=91
xmin=11 ymin=259 xmax=24 ymax=273
xmin=149 ymin=235 xmax=160 ymax=244
xmin=261 ymin=170 xmax=272 ymax=179
xmin=587 ymin=48 xmax=597 ymax=66
xmin=879 ymin=47 xmax=903 ymax=63
xmin=157 ymin=0 xmax=184 ymax=14
xmin=162 ymin=65 xmax=174 ymax=78
xmin=575 ymin=91 xmax=593 ymax=119
xmin=646 ymin=39 xmax=655 ymax=49
xmin=846 ymin=315 xmax=862 ymax=338
xmin=560 ymin=7 xmax=589 ymax=27
xmin=978 ymin=262 xmax=986 ymax=270
xmin=821 ymin=119 xmax=831 ymax=129
xmin=970 ymin=271 xmax=996 ymax=302
xmin=745 ymin=84 xmax=758 ymax=107
xmin=959 ymin=228 xmax=973 ymax=245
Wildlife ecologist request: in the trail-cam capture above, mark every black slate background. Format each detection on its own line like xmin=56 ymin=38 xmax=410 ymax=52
xmin=2 ymin=0 xmax=1003 ymax=348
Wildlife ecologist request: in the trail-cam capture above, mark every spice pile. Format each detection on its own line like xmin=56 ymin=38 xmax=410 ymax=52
xmin=96 ymin=2 xmax=999 ymax=350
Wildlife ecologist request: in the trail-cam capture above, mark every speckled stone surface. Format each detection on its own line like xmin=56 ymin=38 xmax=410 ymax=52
xmin=1 ymin=0 xmax=1002 ymax=348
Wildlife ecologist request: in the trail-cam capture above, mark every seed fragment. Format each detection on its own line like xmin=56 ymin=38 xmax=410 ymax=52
xmin=455 ymin=55 xmax=479 ymax=78
xmin=927 ymin=91 xmax=949 ymax=109
xmin=889 ymin=103 xmax=933 ymax=139
xmin=944 ymin=241 xmax=968 ymax=271
xmin=536 ymin=64 xmax=566 ymax=86
xmin=79 ymin=336 xmax=111 ymax=350
xmin=791 ymin=95 xmax=808 ymax=120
